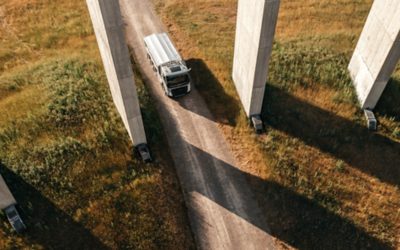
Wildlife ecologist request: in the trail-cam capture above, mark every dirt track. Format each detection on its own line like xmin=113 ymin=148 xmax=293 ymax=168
xmin=119 ymin=1 xmax=276 ymax=249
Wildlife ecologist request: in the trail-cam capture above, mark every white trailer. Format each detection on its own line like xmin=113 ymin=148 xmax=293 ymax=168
xmin=144 ymin=33 xmax=191 ymax=97
xmin=0 ymin=174 xmax=25 ymax=233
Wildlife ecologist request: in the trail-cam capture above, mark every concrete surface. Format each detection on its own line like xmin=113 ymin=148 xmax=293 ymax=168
xmin=0 ymin=174 xmax=16 ymax=210
xmin=119 ymin=0 xmax=276 ymax=249
xmin=349 ymin=0 xmax=400 ymax=109
xmin=86 ymin=0 xmax=147 ymax=145
xmin=232 ymin=0 xmax=280 ymax=117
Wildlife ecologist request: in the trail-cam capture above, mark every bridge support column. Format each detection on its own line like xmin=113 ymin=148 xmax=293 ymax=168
xmin=86 ymin=0 xmax=148 ymax=150
xmin=232 ymin=0 xmax=280 ymax=118
xmin=349 ymin=0 xmax=400 ymax=110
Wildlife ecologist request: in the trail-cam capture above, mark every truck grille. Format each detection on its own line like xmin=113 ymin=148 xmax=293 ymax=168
xmin=171 ymin=86 xmax=188 ymax=97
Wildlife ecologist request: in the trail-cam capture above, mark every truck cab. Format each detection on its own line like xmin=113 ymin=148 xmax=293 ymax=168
xmin=160 ymin=62 xmax=191 ymax=97
xmin=144 ymin=33 xmax=191 ymax=97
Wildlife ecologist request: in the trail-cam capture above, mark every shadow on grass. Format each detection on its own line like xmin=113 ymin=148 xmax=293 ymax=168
xmin=185 ymin=144 xmax=390 ymax=249
xmin=184 ymin=58 xmax=241 ymax=126
xmin=262 ymin=84 xmax=400 ymax=186
xmin=375 ymin=78 xmax=400 ymax=121
xmin=129 ymin=52 xmax=391 ymax=247
xmin=0 ymin=164 xmax=108 ymax=250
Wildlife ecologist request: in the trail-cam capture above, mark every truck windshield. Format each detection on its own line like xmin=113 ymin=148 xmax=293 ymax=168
xmin=167 ymin=74 xmax=189 ymax=87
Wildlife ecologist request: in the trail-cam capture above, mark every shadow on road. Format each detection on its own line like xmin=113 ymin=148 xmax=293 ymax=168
xmin=182 ymin=58 xmax=241 ymax=126
xmin=188 ymin=145 xmax=390 ymax=249
xmin=186 ymin=144 xmax=390 ymax=249
xmin=0 ymin=164 xmax=108 ymax=250
xmin=262 ymin=84 xmax=400 ymax=186
xmin=173 ymin=60 xmax=393 ymax=247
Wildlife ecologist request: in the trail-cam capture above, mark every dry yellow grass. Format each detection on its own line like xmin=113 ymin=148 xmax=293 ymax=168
xmin=155 ymin=0 xmax=400 ymax=248
xmin=0 ymin=0 xmax=194 ymax=249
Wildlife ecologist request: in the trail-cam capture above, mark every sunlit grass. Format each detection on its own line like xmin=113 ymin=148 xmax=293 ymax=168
xmin=0 ymin=0 xmax=193 ymax=249
xmin=155 ymin=0 xmax=400 ymax=248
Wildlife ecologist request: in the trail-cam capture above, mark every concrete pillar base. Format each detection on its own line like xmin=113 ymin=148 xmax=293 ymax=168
xmin=135 ymin=144 xmax=153 ymax=163
xmin=250 ymin=115 xmax=264 ymax=134
xmin=364 ymin=109 xmax=378 ymax=131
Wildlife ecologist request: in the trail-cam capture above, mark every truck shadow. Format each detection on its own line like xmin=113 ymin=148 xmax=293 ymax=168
xmin=375 ymin=78 xmax=400 ymax=122
xmin=0 ymin=164 xmax=108 ymax=250
xmin=262 ymin=84 xmax=400 ymax=186
xmin=185 ymin=144 xmax=390 ymax=249
xmin=179 ymin=58 xmax=241 ymax=126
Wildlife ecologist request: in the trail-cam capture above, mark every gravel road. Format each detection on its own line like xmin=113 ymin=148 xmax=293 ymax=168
xmin=119 ymin=1 xmax=276 ymax=249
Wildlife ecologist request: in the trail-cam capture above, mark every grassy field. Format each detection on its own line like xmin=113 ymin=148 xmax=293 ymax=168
xmin=155 ymin=0 xmax=400 ymax=249
xmin=0 ymin=0 xmax=194 ymax=249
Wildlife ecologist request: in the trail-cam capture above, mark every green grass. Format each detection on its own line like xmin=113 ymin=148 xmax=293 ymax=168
xmin=0 ymin=57 xmax=193 ymax=249
xmin=155 ymin=0 xmax=400 ymax=248
xmin=0 ymin=0 xmax=193 ymax=249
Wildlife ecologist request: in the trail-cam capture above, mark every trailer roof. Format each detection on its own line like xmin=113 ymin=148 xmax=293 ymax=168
xmin=144 ymin=33 xmax=182 ymax=67
xmin=0 ymin=174 xmax=16 ymax=210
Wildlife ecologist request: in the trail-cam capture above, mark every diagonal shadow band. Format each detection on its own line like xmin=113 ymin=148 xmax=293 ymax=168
xmin=168 ymin=58 xmax=394 ymax=248
xmin=181 ymin=58 xmax=399 ymax=186
xmin=375 ymin=78 xmax=400 ymax=122
xmin=181 ymin=58 xmax=241 ymax=126
xmin=0 ymin=164 xmax=109 ymax=250
xmin=184 ymin=143 xmax=390 ymax=249
xmin=262 ymin=84 xmax=400 ymax=186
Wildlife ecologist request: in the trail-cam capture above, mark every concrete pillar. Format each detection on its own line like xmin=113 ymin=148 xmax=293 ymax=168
xmin=349 ymin=0 xmax=400 ymax=110
xmin=0 ymin=174 xmax=16 ymax=210
xmin=86 ymin=0 xmax=147 ymax=145
xmin=232 ymin=0 xmax=280 ymax=117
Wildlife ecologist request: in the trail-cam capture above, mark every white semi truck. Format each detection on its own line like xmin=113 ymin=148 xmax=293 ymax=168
xmin=0 ymin=174 xmax=25 ymax=233
xmin=144 ymin=33 xmax=191 ymax=97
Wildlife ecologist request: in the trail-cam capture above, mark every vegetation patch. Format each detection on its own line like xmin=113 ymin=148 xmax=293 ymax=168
xmin=0 ymin=0 xmax=193 ymax=249
xmin=155 ymin=0 xmax=400 ymax=248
